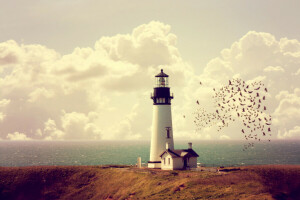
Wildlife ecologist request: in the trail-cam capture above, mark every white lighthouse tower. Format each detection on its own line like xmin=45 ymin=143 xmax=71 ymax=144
xmin=148 ymin=69 xmax=174 ymax=168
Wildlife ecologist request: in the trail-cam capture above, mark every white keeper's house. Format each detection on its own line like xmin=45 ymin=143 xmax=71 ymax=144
xmin=148 ymin=69 xmax=199 ymax=170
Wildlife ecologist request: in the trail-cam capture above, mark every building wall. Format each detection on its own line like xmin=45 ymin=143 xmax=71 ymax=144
xmin=148 ymin=162 xmax=161 ymax=169
xmin=149 ymin=105 xmax=174 ymax=162
xmin=160 ymin=154 xmax=198 ymax=170
xmin=187 ymin=157 xmax=198 ymax=168
xmin=161 ymin=154 xmax=173 ymax=170
xmin=161 ymin=153 xmax=186 ymax=170
xmin=172 ymin=157 xmax=184 ymax=170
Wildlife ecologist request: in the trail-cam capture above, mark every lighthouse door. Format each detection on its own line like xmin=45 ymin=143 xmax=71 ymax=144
xmin=183 ymin=158 xmax=187 ymax=169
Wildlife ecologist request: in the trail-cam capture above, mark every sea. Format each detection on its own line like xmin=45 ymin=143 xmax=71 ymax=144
xmin=0 ymin=140 xmax=299 ymax=167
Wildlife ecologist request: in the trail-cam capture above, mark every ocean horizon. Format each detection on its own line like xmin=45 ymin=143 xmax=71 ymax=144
xmin=0 ymin=140 xmax=299 ymax=167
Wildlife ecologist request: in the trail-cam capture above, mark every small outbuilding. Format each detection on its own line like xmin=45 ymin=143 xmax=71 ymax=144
xmin=160 ymin=142 xmax=199 ymax=170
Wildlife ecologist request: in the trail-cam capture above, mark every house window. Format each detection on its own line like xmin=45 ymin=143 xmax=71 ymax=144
xmin=168 ymin=158 xmax=170 ymax=165
xmin=164 ymin=158 xmax=165 ymax=165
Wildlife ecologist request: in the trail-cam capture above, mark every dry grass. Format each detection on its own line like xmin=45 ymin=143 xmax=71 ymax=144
xmin=247 ymin=165 xmax=300 ymax=200
xmin=0 ymin=165 xmax=299 ymax=200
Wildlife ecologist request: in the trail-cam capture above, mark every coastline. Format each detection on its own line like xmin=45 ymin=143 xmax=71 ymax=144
xmin=1 ymin=164 xmax=299 ymax=200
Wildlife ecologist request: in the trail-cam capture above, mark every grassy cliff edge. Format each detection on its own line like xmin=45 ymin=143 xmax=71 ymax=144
xmin=0 ymin=165 xmax=299 ymax=200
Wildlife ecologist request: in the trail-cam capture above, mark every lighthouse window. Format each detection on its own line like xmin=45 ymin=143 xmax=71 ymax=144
xmin=159 ymin=77 xmax=165 ymax=87
xmin=156 ymin=98 xmax=165 ymax=103
xmin=155 ymin=76 xmax=169 ymax=87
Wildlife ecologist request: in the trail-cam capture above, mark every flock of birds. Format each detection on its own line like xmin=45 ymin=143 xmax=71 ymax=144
xmin=191 ymin=78 xmax=272 ymax=150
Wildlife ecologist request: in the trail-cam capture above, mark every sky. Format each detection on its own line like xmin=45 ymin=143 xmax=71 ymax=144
xmin=0 ymin=0 xmax=300 ymax=141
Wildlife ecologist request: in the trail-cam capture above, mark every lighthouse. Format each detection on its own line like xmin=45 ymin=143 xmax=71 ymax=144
xmin=148 ymin=69 xmax=199 ymax=170
xmin=148 ymin=69 xmax=174 ymax=168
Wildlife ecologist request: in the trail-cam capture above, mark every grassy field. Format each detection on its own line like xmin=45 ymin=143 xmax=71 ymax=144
xmin=0 ymin=165 xmax=299 ymax=200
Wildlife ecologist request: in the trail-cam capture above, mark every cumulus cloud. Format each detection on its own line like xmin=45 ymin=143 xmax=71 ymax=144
xmin=273 ymin=89 xmax=300 ymax=136
xmin=264 ymin=66 xmax=285 ymax=73
xmin=95 ymin=21 xmax=180 ymax=67
xmin=0 ymin=99 xmax=10 ymax=122
xmin=278 ymin=126 xmax=300 ymax=139
xmin=0 ymin=21 xmax=190 ymax=140
xmin=42 ymin=119 xmax=65 ymax=140
xmin=190 ymin=31 xmax=300 ymax=140
xmin=7 ymin=132 xmax=32 ymax=140
xmin=27 ymin=88 xmax=55 ymax=102
xmin=60 ymin=111 xmax=102 ymax=140
xmin=0 ymin=22 xmax=299 ymax=141
xmin=0 ymin=113 xmax=5 ymax=122
xmin=220 ymin=135 xmax=231 ymax=140
xmin=0 ymin=40 xmax=22 ymax=66
xmin=0 ymin=99 xmax=11 ymax=107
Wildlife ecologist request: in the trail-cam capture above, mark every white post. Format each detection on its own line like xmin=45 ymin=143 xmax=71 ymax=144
xmin=137 ymin=157 xmax=142 ymax=168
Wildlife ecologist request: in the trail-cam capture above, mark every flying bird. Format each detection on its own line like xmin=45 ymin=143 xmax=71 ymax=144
xmin=194 ymin=77 xmax=272 ymax=149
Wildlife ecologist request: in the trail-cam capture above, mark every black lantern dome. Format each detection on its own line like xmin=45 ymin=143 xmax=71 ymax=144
xmin=155 ymin=69 xmax=169 ymax=87
xmin=151 ymin=69 xmax=173 ymax=105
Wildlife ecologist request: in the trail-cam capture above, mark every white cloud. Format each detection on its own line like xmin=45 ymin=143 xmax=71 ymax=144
xmin=278 ymin=126 xmax=300 ymax=139
xmin=0 ymin=23 xmax=300 ymax=141
xmin=0 ymin=40 xmax=22 ymax=66
xmin=7 ymin=132 xmax=32 ymax=140
xmin=60 ymin=111 xmax=102 ymax=140
xmin=220 ymin=135 xmax=231 ymax=140
xmin=190 ymin=31 xmax=300 ymax=140
xmin=95 ymin=21 xmax=181 ymax=67
xmin=28 ymin=88 xmax=55 ymax=102
xmin=0 ymin=99 xmax=10 ymax=107
xmin=273 ymin=89 xmax=300 ymax=136
xmin=43 ymin=119 xmax=65 ymax=140
xmin=0 ymin=99 xmax=10 ymax=123
xmin=279 ymin=38 xmax=300 ymax=55
xmin=42 ymin=112 xmax=102 ymax=140
xmin=264 ymin=66 xmax=285 ymax=73
xmin=0 ymin=113 xmax=5 ymax=122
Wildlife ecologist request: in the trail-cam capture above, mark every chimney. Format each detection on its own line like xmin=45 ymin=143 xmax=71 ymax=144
xmin=166 ymin=142 xmax=170 ymax=150
xmin=188 ymin=142 xmax=192 ymax=149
